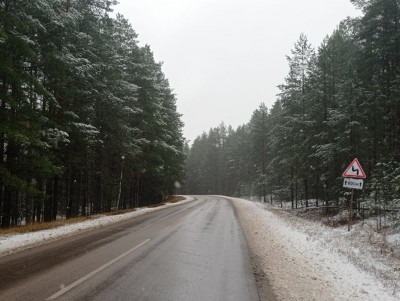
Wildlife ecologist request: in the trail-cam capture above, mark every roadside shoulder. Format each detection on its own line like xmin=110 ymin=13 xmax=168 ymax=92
xmin=0 ymin=196 xmax=195 ymax=257
xmin=228 ymin=197 xmax=398 ymax=301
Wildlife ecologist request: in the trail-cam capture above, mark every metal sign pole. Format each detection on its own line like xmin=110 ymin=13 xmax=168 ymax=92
xmin=343 ymin=158 xmax=366 ymax=232
xmin=348 ymin=188 xmax=354 ymax=232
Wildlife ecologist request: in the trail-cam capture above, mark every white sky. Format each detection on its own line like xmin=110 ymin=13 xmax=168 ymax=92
xmin=114 ymin=0 xmax=362 ymax=143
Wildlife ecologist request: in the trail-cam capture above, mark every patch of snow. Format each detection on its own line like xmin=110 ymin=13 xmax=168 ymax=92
xmin=0 ymin=197 xmax=194 ymax=257
xmin=388 ymin=233 xmax=400 ymax=246
xmin=229 ymin=197 xmax=400 ymax=301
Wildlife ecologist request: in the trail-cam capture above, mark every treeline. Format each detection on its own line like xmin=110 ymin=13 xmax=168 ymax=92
xmin=0 ymin=0 xmax=185 ymax=227
xmin=184 ymin=0 xmax=400 ymax=217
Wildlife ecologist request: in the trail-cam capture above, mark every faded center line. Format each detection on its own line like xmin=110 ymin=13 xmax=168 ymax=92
xmin=46 ymin=239 xmax=151 ymax=300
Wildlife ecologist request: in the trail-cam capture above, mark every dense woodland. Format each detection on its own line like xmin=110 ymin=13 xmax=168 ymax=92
xmin=184 ymin=0 xmax=400 ymax=223
xmin=0 ymin=0 xmax=185 ymax=227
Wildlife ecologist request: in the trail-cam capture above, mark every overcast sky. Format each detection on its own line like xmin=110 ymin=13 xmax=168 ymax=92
xmin=114 ymin=0 xmax=361 ymax=143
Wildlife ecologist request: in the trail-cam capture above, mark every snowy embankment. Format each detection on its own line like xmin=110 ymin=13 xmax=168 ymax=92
xmin=229 ymin=197 xmax=400 ymax=301
xmin=0 ymin=197 xmax=195 ymax=257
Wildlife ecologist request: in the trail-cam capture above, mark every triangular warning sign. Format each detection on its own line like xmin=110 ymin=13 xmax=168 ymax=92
xmin=342 ymin=158 xmax=366 ymax=179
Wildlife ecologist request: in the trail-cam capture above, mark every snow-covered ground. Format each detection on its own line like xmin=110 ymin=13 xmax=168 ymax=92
xmin=229 ymin=197 xmax=400 ymax=301
xmin=0 ymin=197 xmax=195 ymax=257
xmin=1 ymin=196 xmax=399 ymax=300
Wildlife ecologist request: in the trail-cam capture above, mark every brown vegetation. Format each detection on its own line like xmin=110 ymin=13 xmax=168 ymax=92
xmin=165 ymin=195 xmax=186 ymax=203
xmin=0 ymin=216 xmax=97 ymax=236
xmin=0 ymin=196 xmax=186 ymax=236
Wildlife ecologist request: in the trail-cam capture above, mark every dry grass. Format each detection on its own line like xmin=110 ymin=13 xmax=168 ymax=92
xmin=105 ymin=208 xmax=136 ymax=216
xmin=147 ymin=195 xmax=186 ymax=208
xmin=147 ymin=203 xmax=166 ymax=208
xmin=0 ymin=216 xmax=96 ymax=236
xmin=0 ymin=209 xmax=136 ymax=235
xmin=165 ymin=195 xmax=186 ymax=203
xmin=0 ymin=196 xmax=186 ymax=236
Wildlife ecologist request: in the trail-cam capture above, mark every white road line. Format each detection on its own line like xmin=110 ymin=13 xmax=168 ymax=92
xmin=46 ymin=239 xmax=151 ymax=300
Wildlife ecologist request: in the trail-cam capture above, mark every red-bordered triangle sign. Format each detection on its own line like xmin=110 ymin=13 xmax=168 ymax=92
xmin=342 ymin=158 xmax=366 ymax=179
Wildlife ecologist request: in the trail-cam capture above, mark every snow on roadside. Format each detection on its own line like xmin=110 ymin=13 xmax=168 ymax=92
xmin=0 ymin=197 xmax=194 ymax=257
xmin=229 ymin=197 xmax=399 ymax=301
xmin=1 ymin=195 xmax=398 ymax=300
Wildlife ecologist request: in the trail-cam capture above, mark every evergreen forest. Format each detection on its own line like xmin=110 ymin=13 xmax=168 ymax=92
xmin=184 ymin=0 xmax=400 ymax=222
xmin=3 ymin=0 xmax=400 ymax=229
xmin=0 ymin=0 xmax=185 ymax=227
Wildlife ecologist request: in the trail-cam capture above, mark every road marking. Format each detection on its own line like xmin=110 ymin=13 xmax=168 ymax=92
xmin=46 ymin=239 xmax=151 ymax=300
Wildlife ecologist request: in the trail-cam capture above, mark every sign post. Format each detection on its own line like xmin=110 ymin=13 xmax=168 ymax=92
xmin=348 ymin=189 xmax=354 ymax=232
xmin=342 ymin=158 xmax=366 ymax=231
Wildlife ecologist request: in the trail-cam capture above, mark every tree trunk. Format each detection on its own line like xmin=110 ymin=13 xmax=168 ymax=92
xmin=66 ymin=171 xmax=73 ymax=219
xmin=43 ymin=179 xmax=51 ymax=222
xmin=304 ymin=177 xmax=308 ymax=207
xmin=291 ymin=166 xmax=294 ymax=209
xmin=316 ymin=174 xmax=319 ymax=207
xmin=52 ymin=177 xmax=59 ymax=220
xmin=1 ymin=186 xmax=12 ymax=228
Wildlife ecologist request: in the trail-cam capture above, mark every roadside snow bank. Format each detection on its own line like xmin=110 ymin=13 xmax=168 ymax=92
xmin=0 ymin=197 xmax=194 ymax=257
xmin=229 ymin=197 xmax=399 ymax=301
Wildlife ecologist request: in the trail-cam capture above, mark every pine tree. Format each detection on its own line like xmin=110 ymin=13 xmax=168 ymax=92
xmin=278 ymin=34 xmax=316 ymax=208
xmin=249 ymin=103 xmax=270 ymax=202
xmin=0 ymin=0 xmax=186 ymax=227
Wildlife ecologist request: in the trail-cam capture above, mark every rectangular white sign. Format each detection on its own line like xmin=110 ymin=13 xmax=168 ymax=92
xmin=343 ymin=178 xmax=363 ymax=190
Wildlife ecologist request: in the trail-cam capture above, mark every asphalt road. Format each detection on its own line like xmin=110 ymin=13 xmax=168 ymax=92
xmin=0 ymin=196 xmax=259 ymax=300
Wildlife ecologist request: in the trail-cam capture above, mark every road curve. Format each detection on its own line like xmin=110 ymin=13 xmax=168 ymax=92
xmin=0 ymin=196 xmax=259 ymax=301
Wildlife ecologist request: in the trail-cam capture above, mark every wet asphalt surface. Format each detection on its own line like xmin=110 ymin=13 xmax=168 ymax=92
xmin=0 ymin=196 xmax=259 ymax=300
